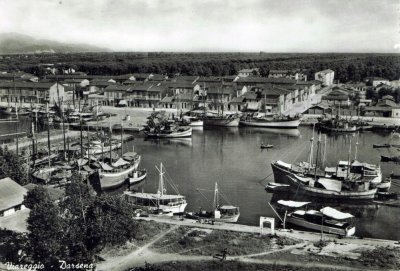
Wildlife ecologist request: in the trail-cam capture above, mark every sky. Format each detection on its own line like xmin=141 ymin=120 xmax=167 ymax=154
xmin=0 ymin=0 xmax=398 ymax=53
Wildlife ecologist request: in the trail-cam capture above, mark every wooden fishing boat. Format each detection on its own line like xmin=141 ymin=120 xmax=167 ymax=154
xmin=144 ymin=126 xmax=192 ymax=138
xmin=97 ymin=152 xmax=141 ymax=190
xmin=186 ymin=182 xmax=240 ymax=223
xmin=271 ymin=161 xmax=379 ymax=200
xmin=240 ymin=115 xmax=301 ymax=128
xmin=123 ymin=163 xmax=187 ymax=214
xmin=203 ymin=114 xmax=240 ymax=127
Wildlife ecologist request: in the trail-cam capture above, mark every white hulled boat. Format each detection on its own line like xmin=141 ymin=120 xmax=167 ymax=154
xmin=277 ymin=200 xmax=356 ymax=236
xmin=186 ymin=182 xmax=240 ymax=223
xmin=124 ymin=163 xmax=187 ymax=214
xmin=98 ymin=152 xmax=141 ymax=189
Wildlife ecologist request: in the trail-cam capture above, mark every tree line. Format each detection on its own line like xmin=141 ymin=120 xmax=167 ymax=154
xmin=1 ymin=52 xmax=399 ymax=83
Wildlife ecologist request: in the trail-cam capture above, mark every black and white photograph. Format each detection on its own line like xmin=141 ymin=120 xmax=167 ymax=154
xmin=0 ymin=0 xmax=399 ymax=270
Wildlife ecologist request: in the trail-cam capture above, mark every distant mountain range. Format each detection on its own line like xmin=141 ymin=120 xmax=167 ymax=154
xmin=0 ymin=33 xmax=109 ymax=54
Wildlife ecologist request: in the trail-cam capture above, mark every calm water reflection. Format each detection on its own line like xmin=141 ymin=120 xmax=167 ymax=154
xmin=1 ymin=116 xmax=399 ymax=240
xmin=125 ymin=126 xmax=400 ymax=240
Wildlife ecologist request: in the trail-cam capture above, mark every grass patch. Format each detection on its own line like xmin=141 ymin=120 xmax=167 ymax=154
xmin=151 ymin=226 xmax=299 ymax=256
xmin=126 ymin=260 xmax=340 ymax=271
xmin=99 ymin=220 xmax=171 ymax=258
xmin=359 ymin=246 xmax=400 ymax=269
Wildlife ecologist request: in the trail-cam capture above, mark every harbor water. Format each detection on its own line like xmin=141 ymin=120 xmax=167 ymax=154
xmin=1 ymin=116 xmax=400 ymax=240
xmin=125 ymin=126 xmax=400 ymax=241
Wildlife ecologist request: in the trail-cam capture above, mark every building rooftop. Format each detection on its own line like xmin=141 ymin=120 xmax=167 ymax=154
xmin=0 ymin=177 xmax=27 ymax=211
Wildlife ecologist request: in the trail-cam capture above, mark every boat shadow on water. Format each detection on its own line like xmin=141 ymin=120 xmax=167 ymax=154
xmin=143 ymin=137 xmax=192 ymax=147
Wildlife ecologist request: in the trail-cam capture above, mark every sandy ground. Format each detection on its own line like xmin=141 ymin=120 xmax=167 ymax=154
xmin=96 ymin=217 xmax=395 ymax=271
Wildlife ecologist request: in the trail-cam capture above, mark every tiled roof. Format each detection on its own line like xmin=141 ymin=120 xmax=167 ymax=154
xmin=0 ymin=81 xmax=56 ymax=89
xmin=229 ymin=96 xmax=245 ymax=103
xmin=160 ymin=96 xmax=174 ymax=103
xmin=104 ymin=85 xmax=132 ymax=92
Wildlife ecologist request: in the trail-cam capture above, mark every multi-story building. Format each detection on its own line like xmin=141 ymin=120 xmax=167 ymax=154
xmin=0 ymin=81 xmax=65 ymax=105
xmin=314 ymin=69 xmax=335 ymax=86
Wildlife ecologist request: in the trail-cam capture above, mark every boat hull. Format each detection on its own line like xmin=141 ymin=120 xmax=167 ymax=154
xmin=240 ymin=118 xmax=300 ymax=128
xmin=286 ymin=216 xmax=355 ymax=236
xmin=203 ymin=117 xmax=240 ymax=127
xmin=320 ymin=125 xmax=358 ymax=133
xmin=145 ymin=127 xmax=192 ymax=138
xmin=85 ymin=142 xmax=122 ymax=155
xmin=99 ymin=156 xmax=141 ymax=189
xmin=128 ymin=170 xmax=147 ymax=185
xmin=271 ymin=162 xmax=377 ymax=199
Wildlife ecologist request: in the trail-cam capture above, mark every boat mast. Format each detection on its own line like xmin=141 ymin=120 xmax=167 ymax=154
xmin=158 ymin=162 xmax=165 ymax=197
xmin=213 ymin=182 xmax=219 ymax=209
xmin=308 ymin=123 xmax=315 ymax=171
xmin=109 ymin=117 xmax=112 ymax=162
xmin=347 ymin=138 xmax=352 ymax=179
xmin=314 ymin=133 xmax=321 ymax=181
xmin=120 ymin=120 xmax=123 ymax=157
xmin=322 ymin=134 xmax=327 ymax=168
xmin=15 ymin=104 xmax=19 ymax=156
xmin=46 ymin=103 xmax=51 ymax=169
xmin=354 ymin=132 xmax=359 ymax=161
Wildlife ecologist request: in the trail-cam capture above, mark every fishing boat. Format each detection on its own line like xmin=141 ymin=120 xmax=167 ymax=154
xmin=203 ymin=113 xmax=240 ymax=127
xmin=380 ymin=155 xmax=400 ymax=162
xmin=97 ymin=152 xmax=141 ymax=190
xmin=376 ymin=177 xmax=391 ymax=192
xmin=144 ymin=125 xmax=192 ymax=138
xmin=277 ymin=200 xmax=356 ymax=236
xmin=127 ymin=169 xmax=147 ymax=185
xmin=84 ymin=139 xmax=122 ymax=155
xmin=373 ymin=143 xmax=390 ymax=148
xmin=260 ymin=143 xmax=273 ymax=149
xmin=182 ymin=115 xmax=203 ymax=127
xmin=240 ymin=113 xmax=301 ymax=128
xmin=186 ymin=182 xmax=240 ymax=223
xmin=270 ymin=130 xmax=381 ymax=200
xmin=123 ymin=163 xmax=187 ymax=214
xmin=318 ymin=117 xmax=358 ymax=133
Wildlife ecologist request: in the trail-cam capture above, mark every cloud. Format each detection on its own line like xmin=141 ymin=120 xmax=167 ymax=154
xmin=0 ymin=0 xmax=398 ymax=52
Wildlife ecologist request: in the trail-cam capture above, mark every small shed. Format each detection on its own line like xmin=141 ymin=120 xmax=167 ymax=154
xmin=0 ymin=178 xmax=28 ymax=217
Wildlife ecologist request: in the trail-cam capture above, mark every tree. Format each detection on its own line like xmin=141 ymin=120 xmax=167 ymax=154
xmin=26 ymin=187 xmax=64 ymax=270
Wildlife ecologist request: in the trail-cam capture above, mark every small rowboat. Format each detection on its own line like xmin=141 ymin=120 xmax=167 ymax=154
xmin=373 ymin=143 xmax=390 ymax=148
xmin=260 ymin=144 xmax=274 ymax=149
xmin=127 ymin=169 xmax=147 ymax=185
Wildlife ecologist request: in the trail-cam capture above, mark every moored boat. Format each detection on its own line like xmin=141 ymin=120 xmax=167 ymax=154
xmin=186 ymin=182 xmax=240 ymax=223
xmin=203 ymin=114 xmax=240 ymax=127
xmin=278 ymin=200 xmax=356 ymax=236
xmin=240 ymin=113 xmax=301 ymax=129
xmin=373 ymin=143 xmax=390 ymax=148
xmin=97 ymin=152 xmax=141 ymax=190
xmin=123 ymin=163 xmax=187 ymax=214
xmin=127 ymin=169 xmax=147 ymax=185
xmin=260 ymin=143 xmax=273 ymax=149
xmin=144 ymin=126 xmax=192 ymax=138
xmin=271 ymin=161 xmax=378 ymax=200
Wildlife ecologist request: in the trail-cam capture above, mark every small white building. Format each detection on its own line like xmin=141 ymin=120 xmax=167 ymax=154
xmin=0 ymin=177 xmax=28 ymax=217
xmin=315 ymin=69 xmax=335 ymax=86
xmin=238 ymin=68 xmax=259 ymax=77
